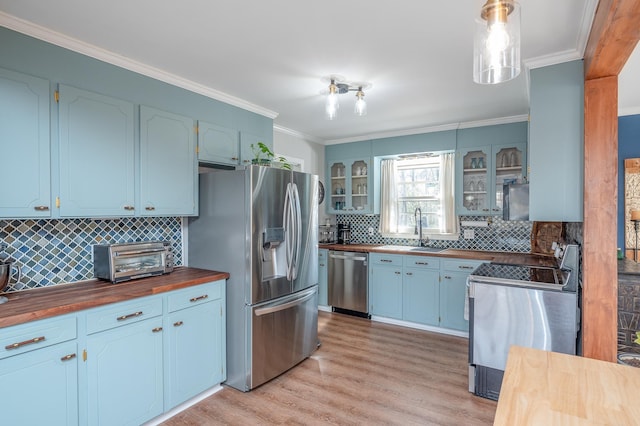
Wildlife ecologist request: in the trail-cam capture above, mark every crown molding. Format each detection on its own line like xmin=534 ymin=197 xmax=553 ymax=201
xmin=0 ymin=12 xmax=279 ymax=119
xmin=619 ymin=107 xmax=640 ymax=117
xmin=273 ymin=124 xmax=324 ymax=144
xmin=523 ymin=49 xmax=583 ymax=70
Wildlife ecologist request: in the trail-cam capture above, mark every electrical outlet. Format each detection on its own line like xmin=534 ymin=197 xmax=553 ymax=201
xmin=368 ymin=227 xmax=374 ymax=236
xmin=464 ymin=229 xmax=475 ymax=239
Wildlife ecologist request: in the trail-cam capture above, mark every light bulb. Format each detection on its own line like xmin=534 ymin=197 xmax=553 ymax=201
xmin=486 ymin=22 xmax=509 ymax=53
xmin=354 ymin=89 xmax=367 ymax=116
xmin=325 ymin=81 xmax=339 ymax=120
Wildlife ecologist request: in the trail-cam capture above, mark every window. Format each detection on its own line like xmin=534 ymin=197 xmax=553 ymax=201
xmin=396 ymin=156 xmax=441 ymax=233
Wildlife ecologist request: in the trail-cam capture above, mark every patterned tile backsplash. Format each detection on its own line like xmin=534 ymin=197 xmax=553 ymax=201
xmin=337 ymin=214 xmax=534 ymax=252
xmin=0 ymin=217 xmax=183 ymax=293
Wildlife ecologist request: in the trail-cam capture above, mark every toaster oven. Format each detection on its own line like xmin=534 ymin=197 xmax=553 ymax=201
xmin=93 ymin=241 xmax=174 ymax=283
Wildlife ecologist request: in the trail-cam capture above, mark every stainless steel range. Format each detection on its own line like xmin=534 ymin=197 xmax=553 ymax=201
xmin=467 ymin=244 xmax=580 ymax=400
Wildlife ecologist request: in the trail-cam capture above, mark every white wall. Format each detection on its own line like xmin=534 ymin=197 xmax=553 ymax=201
xmin=273 ymin=130 xmax=328 ymax=223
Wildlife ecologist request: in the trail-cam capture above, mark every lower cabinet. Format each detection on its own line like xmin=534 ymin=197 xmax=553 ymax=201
xmin=318 ymin=249 xmax=328 ymax=306
xmin=369 ymin=253 xmax=481 ymax=332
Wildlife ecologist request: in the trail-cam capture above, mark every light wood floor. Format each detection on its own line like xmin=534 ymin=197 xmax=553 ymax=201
xmin=162 ymin=311 xmax=497 ymax=425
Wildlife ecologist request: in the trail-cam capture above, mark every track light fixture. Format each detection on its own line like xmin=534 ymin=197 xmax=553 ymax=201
xmin=473 ymin=0 xmax=521 ymax=84
xmin=324 ymin=76 xmax=370 ymax=120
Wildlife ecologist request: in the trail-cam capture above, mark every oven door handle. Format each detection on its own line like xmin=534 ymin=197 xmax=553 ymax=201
xmin=114 ymin=249 xmax=166 ymax=257
xmin=329 ymin=254 xmax=367 ymax=262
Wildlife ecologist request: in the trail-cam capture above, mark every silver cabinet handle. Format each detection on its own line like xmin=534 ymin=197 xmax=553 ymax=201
xmin=458 ymin=265 xmax=475 ymax=270
xmin=60 ymin=353 xmax=76 ymax=362
xmin=406 ymin=272 xmax=413 ymax=276
xmin=173 ymin=321 xmax=184 ymax=327
xmin=152 ymin=327 xmax=163 ymax=333
xmin=414 ymin=261 xmax=429 ymax=265
xmin=145 ymin=206 xmax=156 ymax=211
xmin=124 ymin=205 xmax=135 ymax=211
xmin=117 ymin=311 xmax=143 ymax=321
xmin=190 ymin=294 xmax=208 ymax=302
xmin=444 ymin=275 xmax=452 ymax=279
xmin=33 ymin=206 xmax=49 ymax=211
xmin=5 ymin=336 xmax=46 ymax=350
xmin=380 ymin=259 xmax=393 ymax=263
xmin=231 ymin=157 xmax=239 ymax=161
xmin=319 ymin=263 xmax=325 ymax=267
xmin=394 ymin=271 xmax=401 ymax=275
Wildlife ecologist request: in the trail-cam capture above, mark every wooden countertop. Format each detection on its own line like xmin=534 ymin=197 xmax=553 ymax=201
xmin=319 ymin=244 xmax=557 ymax=267
xmin=494 ymin=346 xmax=640 ymax=425
xmin=0 ymin=267 xmax=229 ymax=329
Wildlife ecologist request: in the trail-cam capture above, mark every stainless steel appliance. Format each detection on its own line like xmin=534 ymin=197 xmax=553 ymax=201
xmin=188 ymin=166 xmax=319 ymax=391
xmin=93 ymin=241 xmax=174 ymax=283
xmin=503 ymin=183 xmax=529 ymax=220
xmin=328 ymin=250 xmax=369 ymax=317
xmin=467 ymin=244 xmax=580 ymax=400
xmin=0 ymin=243 xmax=21 ymax=304
xmin=337 ymin=223 xmax=351 ymax=244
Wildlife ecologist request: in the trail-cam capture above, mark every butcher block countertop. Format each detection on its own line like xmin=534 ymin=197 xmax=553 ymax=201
xmin=319 ymin=243 xmax=557 ymax=267
xmin=494 ymin=346 xmax=640 ymax=425
xmin=0 ymin=267 xmax=229 ymax=329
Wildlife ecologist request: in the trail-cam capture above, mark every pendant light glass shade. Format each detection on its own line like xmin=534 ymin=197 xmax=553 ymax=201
xmin=473 ymin=0 xmax=521 ymax=84
xmin=325 ymin=80 xmax=339 ymax=120
xmin=354 ymin=88 xmax=367 ymax=116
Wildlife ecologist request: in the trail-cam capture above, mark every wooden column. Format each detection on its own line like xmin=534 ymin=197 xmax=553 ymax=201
xmin=583 ymin=75 xmax=619 ymax=362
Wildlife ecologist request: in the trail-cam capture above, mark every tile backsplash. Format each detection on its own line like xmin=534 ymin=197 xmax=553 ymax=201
xmin=336 ymin=214 xmax=533 ymax=252
xmin=0 ymin=217 xmax=183 ymax=293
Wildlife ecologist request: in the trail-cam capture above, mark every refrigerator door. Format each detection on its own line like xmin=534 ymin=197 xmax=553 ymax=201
xmin=291 ymin=171 xmax=319 ymax=294
xmin=250 ymin=166 xmax=293 ymax=304
xmin=248 ymin=285 xmax=319 ymax=390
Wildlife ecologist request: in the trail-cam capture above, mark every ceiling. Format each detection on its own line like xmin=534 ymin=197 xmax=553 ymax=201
xmin=1 ymin=1 xmax=637 ymax=144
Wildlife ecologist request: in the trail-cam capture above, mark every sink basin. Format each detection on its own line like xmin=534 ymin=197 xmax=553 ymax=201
xmin=410 ymin=247 xmax=446 ymax=253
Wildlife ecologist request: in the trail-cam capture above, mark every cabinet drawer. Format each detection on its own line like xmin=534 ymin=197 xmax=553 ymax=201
xmin=441 ymin=259 xmax=483 ymax=273
xmin=403 ymin=255 xmax=440 ymax=270
xmin=86 ymin=296 xmax=163 ymax=334
xmin=167 ymin=281 xmax=223 ymax=313
xmin=369 ymin=253 xmax=403 ymax=266
xmin=0 ymin=315 xmax=76 ymax=359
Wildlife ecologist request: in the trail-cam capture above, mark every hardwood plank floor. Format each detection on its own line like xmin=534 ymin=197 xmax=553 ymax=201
xmin=162 ymin=311 xmax=497 ymax=425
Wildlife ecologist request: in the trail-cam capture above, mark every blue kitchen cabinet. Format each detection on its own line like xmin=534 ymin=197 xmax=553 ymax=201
xmin=85 ymin=297 xmax=164 ymax=426
xmin=369 ymin=253 xmax=403 ymax=319
xmin=0 ymin=314 xmax=78 ymax=426
xmin=58 ymin=84 xmax=136 ymax=217
xmin=198 ymin=120 xmax=240 ymax=166
xmin=0 ymin=67 xmax=51 ymax=218
xmin=402 ymin=256 xmax=440 ymax=326
xmin=439 ymin=259 xmax=483 ymax=332
xmin=327 ymin=157 xmax=372 ymax=214
xmin=140 ymin=106 xmax=197 ymax=216
xmin=318 ymin=249 xmax=329 ymax=306
xmin=456 ymin=143 xmax=526 ymax=216
xmin=529 ymin=60 xmax=584 ymax=221
xmin=164 ymin=280 xmax=226 ymax=409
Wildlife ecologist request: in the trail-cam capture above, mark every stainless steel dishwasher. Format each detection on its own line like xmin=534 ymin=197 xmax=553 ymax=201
xmin=328 ymin=250 xmax=369 ymax=317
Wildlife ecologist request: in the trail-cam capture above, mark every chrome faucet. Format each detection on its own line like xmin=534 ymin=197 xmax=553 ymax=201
xmin=414 ymin=207 xmax=427 ymax=247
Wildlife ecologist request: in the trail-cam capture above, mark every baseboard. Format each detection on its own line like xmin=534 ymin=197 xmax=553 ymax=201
xmin=143 ymin=384 xmax=224 ymax=425
xmin=370 ymin=315 xmax=469 ymax=338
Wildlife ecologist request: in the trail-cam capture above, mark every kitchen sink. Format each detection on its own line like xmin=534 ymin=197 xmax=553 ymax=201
xmin=410 ymin=247 xmax=446 ymax=253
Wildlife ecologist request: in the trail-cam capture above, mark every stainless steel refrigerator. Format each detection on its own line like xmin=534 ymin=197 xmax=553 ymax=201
xmin=188 ymin=166 xmax=319 ymax=391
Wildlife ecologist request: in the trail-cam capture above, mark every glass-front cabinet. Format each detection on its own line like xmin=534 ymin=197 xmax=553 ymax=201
xmin=327 ymin=158 xmax=371 ymax=214
xmin=457 ymin=143 xmax=526 ymax=215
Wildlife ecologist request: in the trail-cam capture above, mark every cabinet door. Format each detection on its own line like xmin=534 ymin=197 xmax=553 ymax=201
xmin=327 ymin=157 xmax=372 ymax=214
xmin=318 ymin=249 xmax=328 ymax=306
xmin=457 ymin=146 xmax=491 ymax=215
xmin=198 ymin=121 xmax=239 ymax=166
xmin=140 ymin=106 xmax=197 ymax=216
xmin=403 ymin=268 xmax=439 ymax=326
xmin=369 ymin=266 xmax=403 ymax=319
xmin=492 ymin=143 xmax=526 ymax=215
xmin=0 ymin=68 xmax=51 ymax=217
xmin=58 ymin=85 xmax=135 ymax=217
xmin=165 ymin=299 xmax=224 ymax=409
xmin=86 ymin=317 xmax=164 ymax=426
xmin=1 ymin=341 xmax=78 ymax=426
xmin=439 ymin=271 xmax=470 ymax=331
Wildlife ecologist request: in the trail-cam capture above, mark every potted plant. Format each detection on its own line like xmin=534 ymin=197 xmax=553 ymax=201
xmin=251 ymin=142 xmax=291 ymax=170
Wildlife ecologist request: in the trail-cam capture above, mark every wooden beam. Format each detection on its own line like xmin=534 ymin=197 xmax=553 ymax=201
xmin=585 ymin=0 xmax=640 ymax=79
xmin=583 ymin=76 xmax=619 ymax=362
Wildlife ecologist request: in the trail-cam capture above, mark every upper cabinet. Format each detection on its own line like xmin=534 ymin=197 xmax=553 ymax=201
xmin=0 ymin=68 xmax=51 ymax=218
xmin=327 ymin=158 xmax=372 ymax=214
xmin=457 ymin=143 xmax=526 ymax=215
xmin=529 ymin=60 xmax=584 ymax=222
xmin=58 ymin=84 xmax=136 ymax=217
xmin=140 ymin=106 xmax=197 ymax=216
xmin=198 ymin=121 xmax=239 ymax=167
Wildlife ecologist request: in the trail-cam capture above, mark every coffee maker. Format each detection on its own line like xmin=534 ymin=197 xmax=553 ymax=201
xmin=337 ymin=223 xmax=351 ymax=245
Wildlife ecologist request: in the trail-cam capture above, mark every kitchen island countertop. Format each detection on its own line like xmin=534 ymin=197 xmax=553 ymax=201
xmin=319 ymin=243 xmax=558 ymax=267
xmin=0 ymin=267 xmax=229 ymax=329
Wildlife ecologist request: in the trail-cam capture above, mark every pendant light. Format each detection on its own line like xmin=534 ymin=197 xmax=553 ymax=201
xmin=354 ymin=87 xmax=367 ymax=116
xmin=323 ymin=76 xmax=370 ymax=120
xmin=473 ymin=0 xmax=521 ymax=84
xmin=325 ymin=79 xmax=339 ymax=120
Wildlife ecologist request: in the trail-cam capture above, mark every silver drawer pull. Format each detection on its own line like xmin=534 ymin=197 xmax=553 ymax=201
xmin=190 ymin=294 xmax=209 ymax=302
xmin=152 ymin=327 xmax=163 ymax=333
xmin=414 ymin=262 xmax=429 ymax=265
xmin=117 ymin=311 xmax=143 ymax=321
xmin=174 ymin=321 xmax=184 ymax=327
xmin=123 ymin=205 xmax=135 ymax=211
xmin=319 ymin=263 xmax=325 ymax=267
xmin=444 ymin=275 xmax=452 ymax=279
xmin=33 ymin=206 xmax=50 ymax=211
xmin=5 ymin=336 xmax=46 ymax=350
xmin=380 ymin=259 xmax=393 ymax=263
xmin=406 ymin=272 xmax=413 ymax=276
xmin=231 ymin=157 xmax=239 ymax=161
xmin=458 ymin=265 xmax=475 ymax=270
xmin=145 ymin=206 xmax=156 ymax=211
xmin=60 ymin=353 xmax=76 ymax=362
xmin=394 ymin=271 xmax=401 ymax=275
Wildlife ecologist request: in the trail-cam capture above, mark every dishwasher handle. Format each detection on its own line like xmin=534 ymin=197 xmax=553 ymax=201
xmin=329 ymin=253 xmax=367 ymax=262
